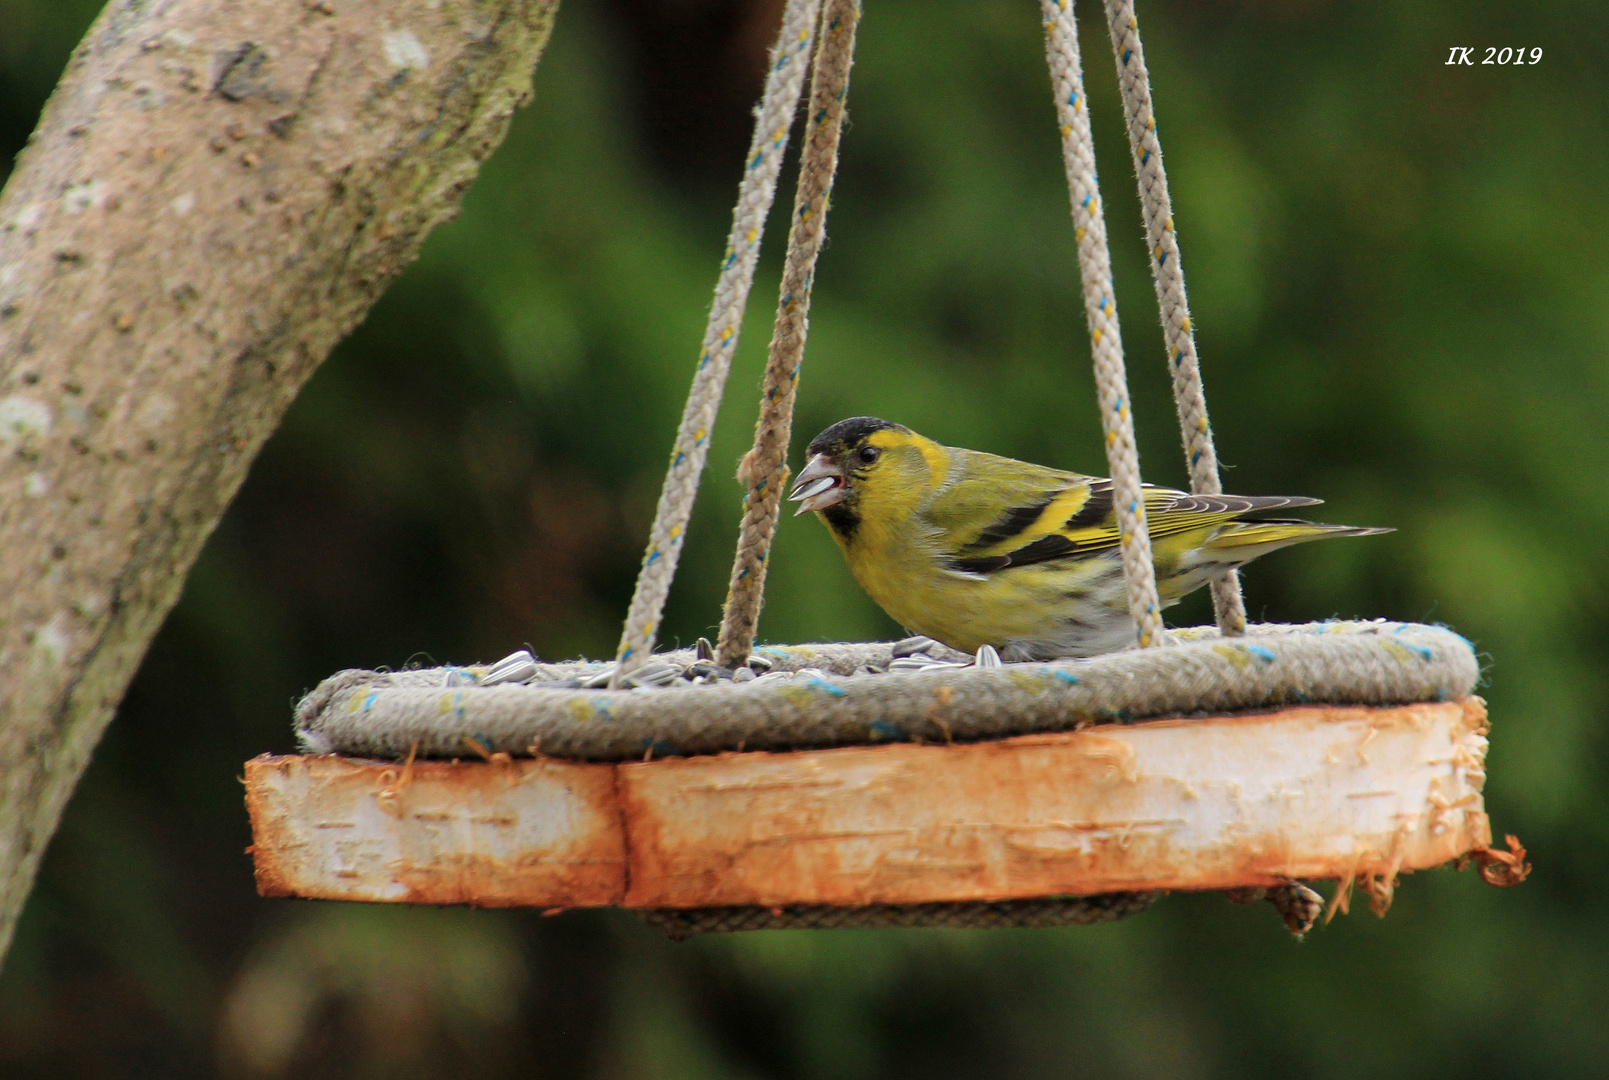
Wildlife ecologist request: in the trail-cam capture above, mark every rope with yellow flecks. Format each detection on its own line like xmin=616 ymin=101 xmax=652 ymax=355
xmin=612 ymin=0 xmax=824 ymax=684
xmin=1103 ymin=0 xmax=1247 ymax=638
xmin=716 ymin=0 xmax=862 ymax=670
xmin=1041 ymin=0 xmax=1166 ymax=649
xmin=297 ymin=621 xmax=1482 ymax=762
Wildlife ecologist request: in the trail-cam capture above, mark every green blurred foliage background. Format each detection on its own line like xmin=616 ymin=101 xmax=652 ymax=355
xmin=3 ymin=0 xmax=1608 ymax=1075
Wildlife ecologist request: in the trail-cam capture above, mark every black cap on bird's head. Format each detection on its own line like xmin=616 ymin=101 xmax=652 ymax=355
xmin=805 ymin=416 xmax=908 ymax=458
xmin=790 ymin=416 xmax=913 ymax=519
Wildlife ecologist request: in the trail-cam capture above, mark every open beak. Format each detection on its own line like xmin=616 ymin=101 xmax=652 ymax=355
xmin=789 ymin=453 xmax=846 ymax=515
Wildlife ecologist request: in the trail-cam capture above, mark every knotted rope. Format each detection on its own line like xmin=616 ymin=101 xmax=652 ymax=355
xmin=1103 ymin=0 xmax=1247 ymax=637
xmin=716 ymin=0 xmax=862 ymax=670
xmin=1041 ymin=0 xmax=1165 ymax=649
xmin=611 ymin=0 xmax=824 ymax=683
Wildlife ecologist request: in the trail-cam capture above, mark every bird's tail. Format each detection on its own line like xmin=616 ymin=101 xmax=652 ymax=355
xmin=1206 ymin=518 xmax=1392 ymax=562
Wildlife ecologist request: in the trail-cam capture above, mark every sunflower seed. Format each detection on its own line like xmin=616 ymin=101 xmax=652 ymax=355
xmin=888 ymin=657 xmax=935 ymax=672
xmin=733 ymin=667 xmax=757 ymax=683
xmin=580 ymin=666 xmax=618 ymax=689
xmin=973 ymin=644 xmax=1002 ymax=669
xmin=625 ymin=662 xmax=680 ymax=689
xmin=482 ymin=650 xmax=538 ymax=685
xmin=696 ymin=637 xmax=715 ymax=662
xmin=892 ymin=635 xmax=940 ymax=660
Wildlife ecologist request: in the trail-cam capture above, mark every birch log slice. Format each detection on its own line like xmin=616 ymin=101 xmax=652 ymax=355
xmin=246 ymin=699 xmax=1490 ymax=910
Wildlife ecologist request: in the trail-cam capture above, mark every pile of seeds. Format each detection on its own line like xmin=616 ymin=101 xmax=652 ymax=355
xmin=453 ymin=636 xmax=1002 ymax=692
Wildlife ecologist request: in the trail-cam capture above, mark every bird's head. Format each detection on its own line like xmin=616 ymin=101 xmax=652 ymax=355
xmin=789 ymin=417 xmax=936 ymax=536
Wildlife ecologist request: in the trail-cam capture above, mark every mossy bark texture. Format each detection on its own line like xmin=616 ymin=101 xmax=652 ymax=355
xmin=0 ymin=0 xmax=560 ymax=963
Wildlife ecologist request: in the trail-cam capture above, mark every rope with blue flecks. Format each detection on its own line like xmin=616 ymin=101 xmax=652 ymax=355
xmin=611 ymin=0 xmax=824 ymax=685
xmin=716 ymin=0 xmax=862 ymax=670
xmin=1041 ymin=0 xmax=1166 ymax=649
xmin=1103 ymin=0 xmax=1247 ymax=638
xmin=296 ymin=622 xmax=1481 ymax=762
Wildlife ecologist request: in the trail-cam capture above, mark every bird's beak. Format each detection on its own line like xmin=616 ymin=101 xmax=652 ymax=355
xmin=789 ymin=453 xmax=846 ymax=515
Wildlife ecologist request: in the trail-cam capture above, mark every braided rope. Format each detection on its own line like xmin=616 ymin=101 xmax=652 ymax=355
xmin=716 ymin=0 xmax=862 ymax=670
xmin=1102 ymin=0 xmax=1246 ymax=637
xmin=642 ymin=885 xmax=1317 ymax=938
xmin=641 ymin=891 xmax=1161 ymax=939
xmin=612 ymin=0 xmax=824 ymax=682
xmin=297 ymin=621 xmax=1480 ymax=761
xmin=1041 ymin=0 xmax=1164 ymax=649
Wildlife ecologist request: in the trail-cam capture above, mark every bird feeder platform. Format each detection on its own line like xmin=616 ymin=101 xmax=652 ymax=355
xmin=245 ymin=626 xmax=1508 ymax=932
xmin=237 ymin=0 xmax=1531 ymax=938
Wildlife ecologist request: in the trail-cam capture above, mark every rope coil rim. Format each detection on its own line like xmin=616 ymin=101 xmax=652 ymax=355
xmin=297 ymin=621 xmax=1481 ymax=762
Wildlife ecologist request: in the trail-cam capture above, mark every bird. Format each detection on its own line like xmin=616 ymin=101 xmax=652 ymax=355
xmin=787 ymin=416 xmax=1389 ymax=660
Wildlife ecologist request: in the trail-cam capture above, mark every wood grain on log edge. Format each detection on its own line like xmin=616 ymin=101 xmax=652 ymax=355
xmin=0 ymin=0 xmax=561 ymax=963
xmin=244 ymin=699 xmax=1493 ymax=914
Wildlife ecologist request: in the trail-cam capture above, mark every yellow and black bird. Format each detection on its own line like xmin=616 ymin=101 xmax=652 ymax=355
xmin=789 ymin=416 xmax=1388 ymax=660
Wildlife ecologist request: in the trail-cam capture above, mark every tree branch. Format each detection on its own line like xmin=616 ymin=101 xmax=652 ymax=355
xmin=0 ymin=0 xmax=560 ymax=964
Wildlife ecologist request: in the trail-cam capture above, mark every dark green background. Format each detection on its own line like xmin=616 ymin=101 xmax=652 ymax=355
xmin=3 ymin=0 xmax=1605 ymax=1076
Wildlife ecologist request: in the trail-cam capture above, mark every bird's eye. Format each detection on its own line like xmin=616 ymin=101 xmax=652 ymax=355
xmin=857 ymin=445 xmax=881 ymax=465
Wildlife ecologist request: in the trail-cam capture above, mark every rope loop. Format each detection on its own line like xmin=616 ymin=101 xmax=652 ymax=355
xmin=716 ymin=0 xmax=863 ymax=669
xmin=612 ymin=0 xmax=825 ymax=682
xmin=1041 ymin=0 xmax=1165 ymax=648
xmin=1102 ymin=0 xmax=1246 ymax=636
xmin=620 ymin=0 xmax=1247 ymax=668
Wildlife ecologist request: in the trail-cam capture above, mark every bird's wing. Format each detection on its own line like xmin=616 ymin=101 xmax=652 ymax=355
xmin=939 ymin=465 xmax=1322 ymax=574
xmin=922 ymin=450 xmax=1108 ymax=565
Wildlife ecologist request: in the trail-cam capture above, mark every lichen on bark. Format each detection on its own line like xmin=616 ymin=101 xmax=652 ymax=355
xmin=0 ymin=0 xmax=561 ymax=964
